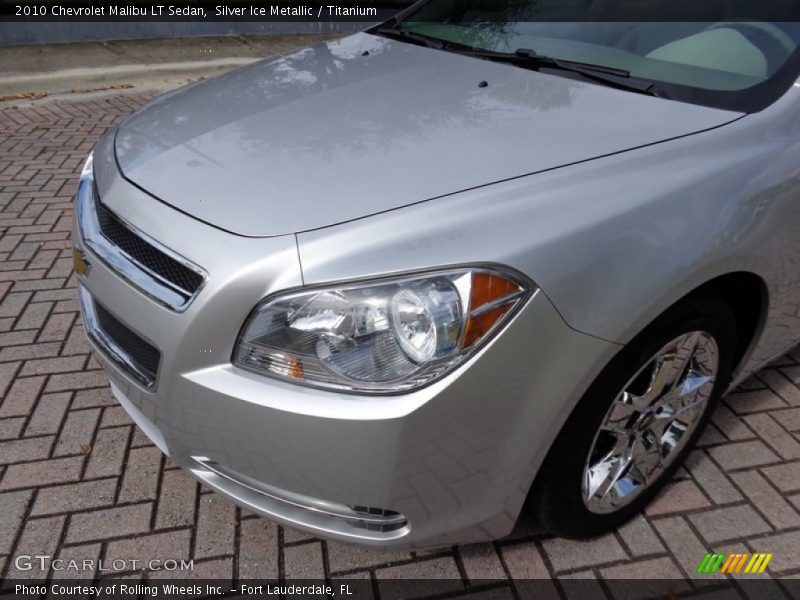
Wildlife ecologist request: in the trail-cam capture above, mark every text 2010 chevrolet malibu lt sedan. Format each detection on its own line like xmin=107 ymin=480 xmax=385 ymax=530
xmin=73 ymin=3 xmax=800 ymax=546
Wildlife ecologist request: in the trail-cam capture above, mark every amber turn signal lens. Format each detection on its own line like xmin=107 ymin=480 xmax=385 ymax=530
xmin=470 ymin=272 xmax=520 ymax=307
xmin=462 ymin=272 xmax=524 ymax=349
xmin=287 ymin=356 xmax=304 ymax=379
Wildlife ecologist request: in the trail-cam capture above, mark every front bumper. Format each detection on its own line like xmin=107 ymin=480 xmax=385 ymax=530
xmin=73 ymin=136 xmax=619 ymax=548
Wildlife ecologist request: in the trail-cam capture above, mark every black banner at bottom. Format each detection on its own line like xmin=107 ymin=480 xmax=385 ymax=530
xmin=1 ymin=579 xmax=799 ymax=600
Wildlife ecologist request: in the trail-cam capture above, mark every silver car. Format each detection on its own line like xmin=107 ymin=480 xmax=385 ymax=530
xmin=73 ymin=4 xmax=800 ymax=547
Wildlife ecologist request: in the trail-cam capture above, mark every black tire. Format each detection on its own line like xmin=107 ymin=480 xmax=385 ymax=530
xmin=529 ymin=292 xmax=737 ymax=538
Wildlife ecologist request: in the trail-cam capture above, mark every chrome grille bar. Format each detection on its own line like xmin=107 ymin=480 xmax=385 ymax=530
xmin=75 ymin=171 xmax=206 ymax=311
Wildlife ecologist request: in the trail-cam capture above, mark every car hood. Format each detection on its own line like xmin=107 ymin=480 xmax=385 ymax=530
xmin=115 ymin=33 xmax=741 ymax=237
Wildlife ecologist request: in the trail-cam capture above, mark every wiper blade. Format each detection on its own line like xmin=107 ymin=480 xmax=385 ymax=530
xmin=463 ymin=47 xmax=668 ymax=98
xmin=374 ymin=25 xmax=445 ymax=50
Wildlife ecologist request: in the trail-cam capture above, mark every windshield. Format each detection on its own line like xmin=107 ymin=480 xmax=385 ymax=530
xmin=384 ymin=1 xmax=800 ymax=112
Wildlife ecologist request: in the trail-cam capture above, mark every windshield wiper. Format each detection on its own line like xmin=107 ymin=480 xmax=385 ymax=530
xmin=373 ymin=24 xmax=668 ymax=99
xmin=374 ymin=24 xmax=446 ymax=50
xmin=460 ymin=47 xmax=669 ymax=98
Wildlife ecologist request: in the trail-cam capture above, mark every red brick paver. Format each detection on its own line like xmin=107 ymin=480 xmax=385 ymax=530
xmin=1 ymin=90 xmax=800 ymax=593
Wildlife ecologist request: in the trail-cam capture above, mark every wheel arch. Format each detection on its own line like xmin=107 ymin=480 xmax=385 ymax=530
xmin=661 ymin=271 xmax=768 ymax=378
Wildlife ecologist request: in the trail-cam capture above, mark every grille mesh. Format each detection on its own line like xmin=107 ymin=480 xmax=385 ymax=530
xmin=94 ymin=195 xmax=204 ymax=294
xmin=94 ymin=301 xmax=160 ymax=382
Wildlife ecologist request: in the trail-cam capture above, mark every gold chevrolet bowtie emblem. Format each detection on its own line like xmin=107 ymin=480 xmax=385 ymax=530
xmin=73 ymin=248 xmax=90 ymax=276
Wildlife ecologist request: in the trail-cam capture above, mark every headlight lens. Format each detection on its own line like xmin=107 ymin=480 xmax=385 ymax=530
xmin=233 ymin=267 xmax=531 ymax=393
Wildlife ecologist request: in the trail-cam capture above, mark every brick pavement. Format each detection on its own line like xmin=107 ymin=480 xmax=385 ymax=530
xmin=2 ymin=88 xmax=800 ymax=594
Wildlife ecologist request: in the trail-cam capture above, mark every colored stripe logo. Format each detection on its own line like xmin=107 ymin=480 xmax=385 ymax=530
xmin=696 ymin=552 xmax=773 ymax=574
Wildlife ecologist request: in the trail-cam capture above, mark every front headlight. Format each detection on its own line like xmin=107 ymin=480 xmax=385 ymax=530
xmin=233 ymin=267 xmax=532 ymax=394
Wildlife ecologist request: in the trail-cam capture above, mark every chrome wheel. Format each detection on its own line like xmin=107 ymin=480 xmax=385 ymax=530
xmin=582 ymin=331 xmax=719 ymax=514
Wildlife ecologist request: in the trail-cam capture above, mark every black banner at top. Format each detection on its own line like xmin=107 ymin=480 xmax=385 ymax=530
xmin=2 ymin=0 xmax=800 ymax=23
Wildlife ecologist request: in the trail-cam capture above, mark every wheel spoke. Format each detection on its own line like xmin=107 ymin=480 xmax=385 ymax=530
xmin=679 ymin=373 xmax=714 ymax=397
xmin=655 ymin=394 xmax=708 ymax=422
xmin=584 ymin=432 xmax=632 ymax=502
xmin=601 ymin=399 xmax=639 ymax=433
xmin=629 ymin=432 xmax=663 ymax=484
xmin=640 ymin=332 xmax=701 ymax=404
